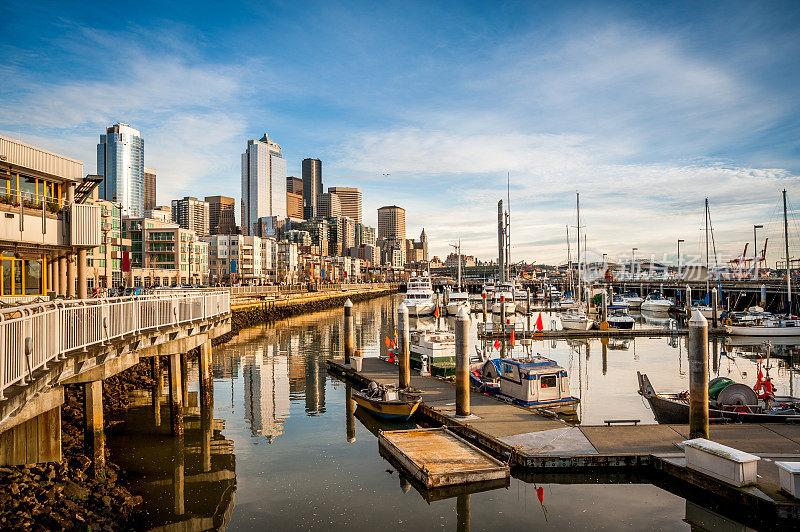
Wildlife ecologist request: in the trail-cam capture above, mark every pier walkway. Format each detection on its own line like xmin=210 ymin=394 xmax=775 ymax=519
xmin=328 ymin=357 xmax=800 ymax=521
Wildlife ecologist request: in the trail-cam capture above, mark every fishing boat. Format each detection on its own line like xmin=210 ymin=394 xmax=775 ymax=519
xmin=473 ymin=355 xmax=579 ymax=412
xmin=622 ymin=292 xmax=644 ymax=309
xmin=353 ymin=383 xmax=422 ymax=420
xmin=560 ymin=312 xmax=593 ymax=330
xmin=637 ymin=372 xmax=800 ymax=424
xmin=403 ymin=274 xmax=436 ymax=316
xmin=640 ymin=292 xmax=673 ymax=313
xmin=606 ymin=307 xmax=635 ymax=330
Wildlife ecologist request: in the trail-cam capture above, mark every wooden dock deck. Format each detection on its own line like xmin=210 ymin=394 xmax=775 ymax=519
xmin=328 ymin=357 xmax=800 ymax=520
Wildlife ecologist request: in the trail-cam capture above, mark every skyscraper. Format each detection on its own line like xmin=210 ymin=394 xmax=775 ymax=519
xmin=317 ymin=192 xmax=341 ymax=218
xmin=302 ymin=158 xmax=322 ymax=219
xmin=144 ymin=167 xmax=157 ymax=211
xmin=172 ymin=196 xmax=210 ymax=236
xmin=97 ymin=123 xmax=145 ymax=216
xmin=241 ymin=134 xmax=287 ymax=236
xmin=377 ymin=205 xmax=406 ymax=241
xmin=205 ymin=195 xmax=237 ymax=234
xmin=286 ymin=176 xmax=303 ymax=195
xmin=328 ymin=186 xmax=362 ymax=223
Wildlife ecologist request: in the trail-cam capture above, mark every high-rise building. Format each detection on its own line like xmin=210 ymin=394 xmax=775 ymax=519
xmin=171 ymin=196 xmax=210 ymax=236
xmin=317 ymin=192 xmax=341 ymax=218
xmin=242 ymin=134 xmax=287 ymax=235
xmin=302 ymin=158 xmax=322 ymax=219
xmin=355 ymin=223 xmax=376 ymax=247
xmin=286 ymin=176 xmax=303 ymax=195
xmin=328 ymin=186 xmax=362 ymax=223
xmin=144 ymin=167 xmax=157 ymax=211
xmin=97 ymin=123 xmax=145 ymax=216
xmin=377 ymin=205 xmax=406 ymax=241
xmin=287 ymin=192 xmax=303 ymax=219
xmin=206 ymin=195 xmax=237 ymax=234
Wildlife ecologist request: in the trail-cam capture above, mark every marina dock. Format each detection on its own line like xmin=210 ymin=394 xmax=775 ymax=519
xmin=328 ymin=356 xmax=800 ymax=521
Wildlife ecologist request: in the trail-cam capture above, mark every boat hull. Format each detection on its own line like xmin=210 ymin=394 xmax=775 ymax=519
xmin=446 ymin=302 xmax=470 ymax=316
xmin=641 ymin=302 xmax=672 ymax=314
xmin=560 ymin=317 xmax=593 ymax=330
xmin=353 ymin=393 xmax=421 ymax=420
xmin=724 ymin=325 xmax=800 ymax=336
xmin=406 ymin=302 xmax=436 ymax=316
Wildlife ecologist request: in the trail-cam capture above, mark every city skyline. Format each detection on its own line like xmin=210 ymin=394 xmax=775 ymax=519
xmin=2 ymin=2 xmax=800 ymax=264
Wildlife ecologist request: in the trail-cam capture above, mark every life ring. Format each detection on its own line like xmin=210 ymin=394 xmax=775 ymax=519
xmin=725 ymin=319 xmax=732 ymax=326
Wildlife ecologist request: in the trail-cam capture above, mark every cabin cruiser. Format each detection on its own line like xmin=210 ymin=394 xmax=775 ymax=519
xmin=407 ymin=329 xmax=456 ymax=375
xmin=491 ymin=282 xmax=516 ymax=315
xmin=446 ymin=290 xmax=470 ymax=316
xmin=607 ymin=294 xmax=629 ymax=310
xmin=640 ymin=292 xmax=673 ymax=313
xmin=403 ymin=274 xmax=436 ymax=316
xmin=622 ymin=292 xmax=644 ymax=309
xmin=724 ymin=307 xmax=800 ymax=336
xmin=560 ymin=312 xmax=593 ymax=330
xmin=606 ymin=307 xmax=635 ymax=330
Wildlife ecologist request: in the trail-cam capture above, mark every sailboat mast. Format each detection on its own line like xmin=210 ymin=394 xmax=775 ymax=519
xmin=458 ymin=240 xmax=462 ymax=291
xmin=705 ymin=197 xmax=710 ymax=294
xmin=784 ymin=189 xmax=793 ymax=315
xmin=566 ymin=225 xmax=572 ymax=295
xmin=576 ymin=192 xmax=581 ymax=304
xmin=506 ymin=172 xmax=511 ymax=281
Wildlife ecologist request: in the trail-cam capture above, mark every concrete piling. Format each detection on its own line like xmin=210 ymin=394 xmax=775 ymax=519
xmin=199 ymin=337 xmax=213 ymax=409
xmin=688 ymin=310 xmax=709 ymax=439
xmin=398 ymin=303 xmax=410 ymax=388
xmin=84 ymin=380 xmax=104 ymax=478
xmin=685 ymin=285 xmax=692 ymax=322
xmin=152 ymin=355 xmax=162 ymax=426
xmin=168 ymin=353 xmax=184 ymax=437
xmin=344 ymin=299 xmax=354 ymax=365
xmin=711 ymin=287 xmax=718 ymax=328
xmin=455 ymin=307 xmax=471 ymax=418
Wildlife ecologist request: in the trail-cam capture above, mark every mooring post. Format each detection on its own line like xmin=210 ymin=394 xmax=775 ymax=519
xmin=152 ymin=355 xmax=162 ymax=426
xmin=688 ymin=310 xmax=709 ymax=439
xmin=526 ymin=288 xmax=531 ymax=317
xmin=711 ymin=287 xmax=718 ymax=329
xmin=344 ymin=299 xmax=354 ymax=365
xmin=84 ymin=380 xmax=105 ymax=478
xmin=601 ymin=291 xmax=607 ymax=325
xmin=345 ymin=384 xmax=356 ymax=443
xmin=398 ymin=303 xmax=410 ymax=388
xmin=455 ymin=307 xmax=471 ymax=417
xmin=199 ymin=336 xmax=213 ymax=410
xmin=760 ymin=283 xmax=767 ymax=308
xmin=482 ymin=292 xmax=487 ymax=323
xmin=168 ymin=353 xmax=184 ymax=436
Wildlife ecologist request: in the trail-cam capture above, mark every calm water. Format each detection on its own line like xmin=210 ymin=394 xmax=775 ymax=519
xmin=108 ymin=294 xmax=798 ymax=530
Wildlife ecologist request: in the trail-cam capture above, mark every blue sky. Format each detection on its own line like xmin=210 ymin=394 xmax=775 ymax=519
xmin=2 ymin=1 xmax=800 ymax=265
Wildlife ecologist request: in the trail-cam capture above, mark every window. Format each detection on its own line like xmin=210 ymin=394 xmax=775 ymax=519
xmin=502 ymin=363 xmax=515 ymax=378
xmin=540 ymin=375 xmax=557 ymax=389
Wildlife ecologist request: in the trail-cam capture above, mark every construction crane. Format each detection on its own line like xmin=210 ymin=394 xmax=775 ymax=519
xmin=729 ymin=243 xmax=749 ymax=279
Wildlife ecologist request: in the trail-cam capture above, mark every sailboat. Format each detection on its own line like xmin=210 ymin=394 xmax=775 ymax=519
xmin=560 ymin=192 xmax=593 ymax=330
xmin=446 ymin=240 xmax=470 ymax=316
xmin=726 ymin=190 xmax=799 ymax=336
xmin=691 ymin=198 xmax=718 ymax=319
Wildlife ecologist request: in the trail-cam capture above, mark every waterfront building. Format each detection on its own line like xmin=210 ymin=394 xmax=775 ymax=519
xmin=316 ymin=192 xmax=341 ymax=218
xmin=355 ymin=223 xmax=376 ymax=247
xmin=284 ymin=230 xmax=312 ymax=247
xmin=0 ymin=134 xmax=101 ymax=300
xmin=85 ymin=191 xmax=128 ymax=290
xmin=143 ymin=167 xmax=157 ymax=211
xmin=203 ymin=234 xmax=275 ymax=284
xmin=352 ymin=244 xmax=379 ymax=266
xmin=172 ymin=196 xmax=210 ymax=236
xmin=302 ymin=158 xmax=322 ymax=219
xmin=206 ymin=195 xmax=237 ymax=235
xmin=299 ymin=218 xmax=331 ymax=257
xmin=328 ymin=186 xmax=362 ymax=223
xmin=146 ymin=205 xmax=172 ymax=223
xmin=377 ymin=205 xmax=406 ymax=241
xmin=287 ymin=191 xmax=303 ymax=219
xmin=97 ymin=123 xmax=145 ymax=217
xmin=277 ymin=241 xmax=299 ymax=283
xmin=242 ymin=134 xmax=287 ymax=236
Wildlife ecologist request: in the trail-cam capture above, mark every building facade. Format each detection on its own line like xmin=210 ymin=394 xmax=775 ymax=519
xmin=172 ymin=196 xmax=210 ymax=236
xmin=355 ymin=223 xmax=376 ymax=247
xmin=242 ymin=134 xmax=287 ymax=236
xmin=123 ymin=217 xmax=208 ymax=286
xmin=302 ymin=158 xmax=322 ymax=219
xmin=205 ymin=195 xmax=237 ymax=235
xmin=316 ymin=192 xmax=341 ymax=218
xmin=143 ymin=167 xmax=157 ymax=211
xmin=97 ymin=123 xmax=145 ymax=217
xmin=328 ymin=186 xmax=362 ymax=223
xmin=377 ymin=205 xmax=406 ymax=241
xmin=146 ymin=205 xmax=171 ymax=222
xmin=203 ymin=234 xmax=275 ymax=284
xmin=286 ymin=176 xmax=303 ymax=195
xmin=85 ymin=193 xmax=127 ymax=290
xmin=287 ymin=192 xmax=303 ymax=219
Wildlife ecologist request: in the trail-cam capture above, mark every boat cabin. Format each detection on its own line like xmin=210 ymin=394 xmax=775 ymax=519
xmin=482 ymin=356 xmax=575 ymax=407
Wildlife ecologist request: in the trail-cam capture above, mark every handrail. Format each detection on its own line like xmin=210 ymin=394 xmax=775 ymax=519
xmin=0 ymin=290 xmax=230 ymax=399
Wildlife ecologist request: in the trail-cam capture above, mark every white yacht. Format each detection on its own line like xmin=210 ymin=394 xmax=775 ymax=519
xmin=622 ymin=292 xmax=644 ymax=309
xmin=560 ymin=312 xmax=593 ymax=330
xmin=641 ymin=293 xmax=674 ymax=314
xmin=491 ymin=282 xmax=516 ymax=315
xmin=403 ymin=274 xmax=436 ymax=316
xmin=446 ymin=290 xmax=470 ymax=316
xmin=606 ymin=308 xmax=635 ymax=330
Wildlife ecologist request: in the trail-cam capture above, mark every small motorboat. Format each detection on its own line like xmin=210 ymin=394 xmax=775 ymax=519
xmin=353 ymin=383 xmax=422 ymax=421
xmin=607 ymin=294 xmax=629 ymax=310
xmin=560 ymin=312 xmax=593 ymax=330
xmin=622 ymin=292 xmax=644 ymax=309
xmin=641 ymin=292 xmax=674 ymax=313
xmin=606 ymin=308 xmax=635 ymax=330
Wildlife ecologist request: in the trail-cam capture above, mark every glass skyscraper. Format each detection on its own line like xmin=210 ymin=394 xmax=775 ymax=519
xmin=241 ymin=133 xmax=287 ymax=236
xmin=97 ymin=123 xmax=145 ymax=217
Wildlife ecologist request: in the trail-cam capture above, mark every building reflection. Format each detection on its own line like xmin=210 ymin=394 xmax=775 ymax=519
xmin=243 ymin=343 xmax=290 ymax=441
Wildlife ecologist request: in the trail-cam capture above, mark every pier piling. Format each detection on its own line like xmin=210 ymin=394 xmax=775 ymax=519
xmin=346 ymin=385 xmax=356 ymax=443
xmin=712 ymin=288 xmax=718 ymax=328
xmin=398 ymin=303 xmax=410 ymax=388
xmin=199 ymin=336 xmax=213 ymax=409
xmin=688 ymin=310 xmax=709 ymax=439
xmin=168 ymin=353 xmax=184 ymax=437
xmin=84 ymin=380 xmax=104 ymax=478
xmin=152 ymin=355 xmax=162 ymax=426
xmin=455 ymin=308 xmax=471 ymax=417
xmin=344 ymin=299 xmax=354 ymax=365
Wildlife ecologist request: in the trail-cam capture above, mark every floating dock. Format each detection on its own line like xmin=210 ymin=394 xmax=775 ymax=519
xmin=378 ymin=427 xmax=509 ymax=488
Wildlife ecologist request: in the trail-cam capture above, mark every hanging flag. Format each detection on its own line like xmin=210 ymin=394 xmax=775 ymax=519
xmin=536 ymin=486 xmax=544 ymax=505
xmin=385 ymin=336 xmax=391 ymax=349
xmin=494 ymin=339 xmax=501 ymax=351
xmin=434 ymin=306 xmax=440 ymax=318
xmin=536 ymin=312 xmax=544 ymax=331
xmin=510 ymin=329 xmax=516 ymax=347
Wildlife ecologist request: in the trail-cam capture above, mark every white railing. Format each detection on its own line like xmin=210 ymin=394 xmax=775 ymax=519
xmin=0 ymin=290 xmax=230 ymax=399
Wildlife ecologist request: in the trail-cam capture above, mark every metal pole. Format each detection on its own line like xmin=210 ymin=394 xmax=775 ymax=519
xmin=500 ymin=295 xmax=506 ymax=358
xmin=398 ymin=303 xmax=410 ymax=388
xmin=784 ymin=189 xmax=792 ymax=315
xmin=711 ymin=287 xmax=718 ymax=329
xmin=455 ymin=308 xmax=471 ymax=417
xmin=685 ymin=285 xmax=692 ymax=320
xmin=601 ymin=291 xmax=607 ymax=325
xmin=688 ymin=310 xmax=709 ymax=439
xmin=344 ymin=299 xmax=354 ymax=365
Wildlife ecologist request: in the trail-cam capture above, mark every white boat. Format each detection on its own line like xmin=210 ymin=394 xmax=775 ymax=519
xmin=556 ymin=297 xmax=578 ymax=310
xmin=692 ymin=304 xmax=714 ymax=319
xmin=725 ymin=309 xmax=800 ymax=336
xmin=622 ymin=292 xmax=644 ymax=309
xmin=608 ymin=294 xmax=629 ymax=310
xmin=641 ymin=293 xmax=673 ymax=314
xmin=491 ymin=282 xmax=516 ymax=314
xmin=403 ymin=274 xmax=436 ymax=316
xmin=560 ymin=313 xmax=593 ymax=330
xmin=446 ymin=291 xmax=470 ymax=316
xmin=606 ymin=308 xmax=635 ymax=330
xmin=469 ymin=293 xmax=485 ymax=312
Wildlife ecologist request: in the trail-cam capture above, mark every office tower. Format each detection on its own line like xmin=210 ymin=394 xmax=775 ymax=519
xmin=287 ymin=192 xmax=303 ymax=219
xmin=206 ymin=195 xmax=237 ymax=234
xmin=328 ymin=186 xmax=362 ymax=223
xmin=286 ymin=176 xmax=303 ymax=195
xmin=317 ymin=192 xmax=341 ymax=218
xmin=97 ymin=122 xmax=145 ymax=216
xmin=302 ymin=158 xmax=322 ymax=219
xmin=241 ymin=134 xmax=287 ymax=236
xmin=171 ymin=196 xmax=210 ymax=236
xmin=377 ymin=205 xmax=406 ymax=241
xmin=144 ymin=167 xmax=157 ymax=211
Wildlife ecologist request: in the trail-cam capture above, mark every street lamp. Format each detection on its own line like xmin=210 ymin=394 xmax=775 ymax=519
xmin=677 ymin=239 xmax=685 ymax=279
xmin=753 ymin=224 xmax=763 ymax=279
xmin=632 ymin=248 xmax=638 ymax=279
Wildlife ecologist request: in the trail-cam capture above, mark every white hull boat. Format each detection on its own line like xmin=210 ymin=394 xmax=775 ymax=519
xmin=403 ymin=274 xmax=436 ymax=316
xmin=560 ymin=313 xmax=593 ymax=330
xmin=641 ymin=293 xmax=673 ymax=314
xmin=623 ymin=293 xmax=644 ymax=309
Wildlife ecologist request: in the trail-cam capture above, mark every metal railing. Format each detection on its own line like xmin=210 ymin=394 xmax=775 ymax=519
xmin=0 ymin=290 xmax=230 ymax=399
xmin=226 ymin=282 xmax=398 ymax=298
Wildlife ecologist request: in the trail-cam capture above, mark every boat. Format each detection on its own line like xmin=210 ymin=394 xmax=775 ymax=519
xmin=692 ymin=304 xmax=714 ymax=320
xmin=606 ymin=307 xmax=635 ymax=330
xmin=353 ymin=382 xmax=422 ymax=420
xmin=491 ymin=282 xmax=516 ymax=315
xmin=607 ymin=294 xmax=629 ymax=310
xmin=390 ymin=328 xmax=457 ymax=376
xmin=640 ymin=292 xmax=673 ymax=313
xmin=637 ymin=372 xmax=800 ymax=424
xmin=403 ymin=274 xmax=436 ymax=316
xmin=725 ymin=311 xmax=800 ymax=336
xmin=475 ymin=355 xmax=579 ymax=412
xmin=446 ymin=240 xmax=470 ymax=316
xmin=560 ymin=312 xmax=593 ymax=330
xmin=469 ymin=293 xmax=485 ymax=313
xmin=622 ymin=292 xmax=644 ymax=309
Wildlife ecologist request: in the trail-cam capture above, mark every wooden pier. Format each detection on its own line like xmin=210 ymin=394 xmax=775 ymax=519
xmin=328 ymin=357 xmax=800 ymax=522
xmin=476 ymin=326 xmax=729 ymax=339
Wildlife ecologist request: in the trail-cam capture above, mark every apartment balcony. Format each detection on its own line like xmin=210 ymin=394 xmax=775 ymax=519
xmin=0 ymin=197 xmax=100 ymax=250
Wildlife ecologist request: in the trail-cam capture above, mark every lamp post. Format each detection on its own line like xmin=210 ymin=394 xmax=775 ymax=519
xmin=632 ymin=248 xmax=638 ymax=279
xmin=753 ymin=225 xmax=763 ymax=280
xmin=677 ymin=239 xmax=685 ymax=279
